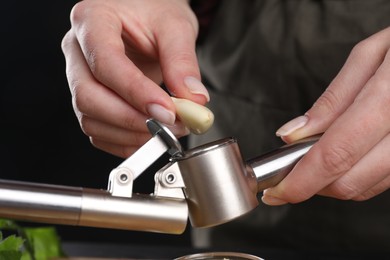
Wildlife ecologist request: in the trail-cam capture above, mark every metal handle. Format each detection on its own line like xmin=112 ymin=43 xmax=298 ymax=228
xmin=247 ymin=135 xmax=320 ymax=192
xmin=0 ymin=179 xmax=188 ymax=234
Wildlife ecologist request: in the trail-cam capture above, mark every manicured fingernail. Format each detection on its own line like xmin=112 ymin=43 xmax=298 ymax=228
xmin=261 ymin=195 xmax=287 ymax=206
xmin=276 ymin=115 xmax=308 ymax=137
xmin=184 ymin=76 xmax=210 ymax=102
xmin=167 ymin=123 xmax=190 ymax=136
xmin=147 ymin=103 xmax=175 ymax=126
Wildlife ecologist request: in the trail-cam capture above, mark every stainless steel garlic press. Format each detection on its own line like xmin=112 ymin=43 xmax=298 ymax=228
xmin=0 ymin=119 xmax=319 ymax=234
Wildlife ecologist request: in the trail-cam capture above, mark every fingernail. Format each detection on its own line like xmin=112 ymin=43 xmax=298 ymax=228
xmin=184 ymin=76 xmax=210 ymax=102
xmin=167 ymin=123 xmax=190 ymax=136
xmin=261 ymin=195 xmax=287 ymax=206
xmin=147 ymin=103 xmax=175 ymax=126
xmin=276 ymin=115 xmax=308 ymax=137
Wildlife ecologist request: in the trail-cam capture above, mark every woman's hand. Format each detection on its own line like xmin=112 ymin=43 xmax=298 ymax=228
xmin=263 ymin=26 xmax=390 ymax=205
xmin=61 ymin=0 xmax=209 ymax=158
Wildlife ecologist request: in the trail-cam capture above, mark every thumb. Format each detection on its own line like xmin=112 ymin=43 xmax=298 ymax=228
xmin=275 ymin=37 xmax=385 ymax=143
xmin=156 ymin=14 xmax=209 ymax=105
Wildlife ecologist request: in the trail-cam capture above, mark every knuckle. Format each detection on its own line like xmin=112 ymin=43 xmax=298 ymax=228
xmin=352 ymin=193 xmax=371 ymax=202
xmin=320 ymin=143 xmax=356 ymax=178
xmin=351 ymin=187 xmax=379 ymax=201
xmin=328 ymin=181 xmax=359 ymax=200
xmin=166 ymin=50 xmax=195 ymax=69
xmin=89 ymin=137 xmax=105 ymax=152
xmin=61 ymin=31 xmax=73 ymax=52
xmin=71 ymin=83 xmax=91 ymax=115
xmin=355 ymin=71 xmax=390 ymax=104
xmin=371 ymin=78 xmax=390 ymax=109
xmin=70 ymin=4 xmax=113 ymax=78
xmin=163 ymin=10 xmax=198 ymax=35
xmin=349 ymin=38 xmax=374 ymax=58
xmin=79 ymin=116 xmax=94 ymax=136
xmin=312 ymin=88 xmax=341 ymax=115
xmin=70 ymin=0 xmax=98 ymax=24
xmin=176 ymin=18 xmax=198 ymax=36
xmin=353 ymin=180 xmax=389 ymax=201
xmin=121 ymin=71 xmax=146 ymax=102
xmin=69 ymin=1 xmax=85 ymax=23
xmin=122 ymin=116 xmax=140 ymax=131
xmin=85 ymin=47 xmax=99 ymax=76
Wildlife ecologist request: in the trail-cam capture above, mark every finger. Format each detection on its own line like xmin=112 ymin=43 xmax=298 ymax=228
xmin=90 ymin=138 xmax=142 ymax=158
xmin=263 ymin=50 xmax=390 ymax=204
xmin=277 ymin=27 xmax=390 ymax=142
xmin=62 ymin=30 xmax=149 ymax=132
xmin=81 ymin=117 xmax=151 ymax=146
xmin=82 ymin=116 xmax=189 ymax=145
xmin=91 ymin=124 xmax=189 ymax=158
xmin=318 ymin=133 xmax=390 ymax=200
xmin=155 ymin=12 xmax=210 ymax=104
xmin=70 ymin=2 xmax=176 ymax=125
xmin=354 ymin=174 xmax=390 ymax=201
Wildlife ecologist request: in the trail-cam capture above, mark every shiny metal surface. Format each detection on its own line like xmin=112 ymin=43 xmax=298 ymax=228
xmin=147 ymin=119 xmax=183 ymax=156
xmin=80 ymin=189 xmax=188 ymax=234
xmin=0 ymin=179 xmax=188 ymax=234
xmin=108 ymin=119 xmax=183 ymax=198
xmin=0 ymin=118 xmax=320 ymax=233
xmin=109 ymin=119 xmax=183 ymax=188
xmin=177 ymin=138 xmax=258 ymax=228
xmin=154 ymin=162 xmax=186 ymax=199
xmin=174 ymin=135 xmax=320 ymax=228
xmin=248 ymin=135 xmax=320 ymax=191
xmin=0 ymin=119 xmax=188 ymax=234
xmin=0 ymin=179 xmax=82 ymax=225
xmin=111 ymin=132 xmax=169 ymax=182
xmin=175 ymin=252 xmax=263 ymax=260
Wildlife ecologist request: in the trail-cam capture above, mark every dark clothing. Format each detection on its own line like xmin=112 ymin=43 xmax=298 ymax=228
xmin=191 ymin=0 xmax=390 ymax=252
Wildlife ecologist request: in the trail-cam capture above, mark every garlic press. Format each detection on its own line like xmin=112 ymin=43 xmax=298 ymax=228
xmin=0 ymin=119 xmax=319 ymax=234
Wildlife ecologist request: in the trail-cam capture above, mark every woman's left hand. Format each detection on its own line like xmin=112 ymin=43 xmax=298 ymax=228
xmin=262 ymin=26 xmax=390 ymax=205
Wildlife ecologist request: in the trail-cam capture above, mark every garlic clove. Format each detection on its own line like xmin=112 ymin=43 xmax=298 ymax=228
xmin=171 ymin=97 xmax=214 ymax=135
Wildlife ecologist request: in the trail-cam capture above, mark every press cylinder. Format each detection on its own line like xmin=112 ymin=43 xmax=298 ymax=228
xmin=176 ymin=138 xmax=259 ymax=228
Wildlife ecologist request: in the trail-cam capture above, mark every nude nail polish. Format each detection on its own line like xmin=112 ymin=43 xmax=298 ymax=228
xmin=261 ymin=195 xmax=287 ymax=206
xmin=147 ymin=103 xmax=175 ymax=126
xmin=184 ymin=76 xmax=210 ymax=102
xmin=276 ymin=115 xmax=309 ymax=137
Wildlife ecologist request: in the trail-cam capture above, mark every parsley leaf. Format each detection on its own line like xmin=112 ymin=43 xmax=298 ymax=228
xmin=0 ymin=219 xmax=65 ymax=260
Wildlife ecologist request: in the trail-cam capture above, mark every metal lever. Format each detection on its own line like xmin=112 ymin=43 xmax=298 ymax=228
xmin=0 ymin=118 xmax=320 ymax=234
xmin=108 ymin=119 xmax=183 ymax=198
xmin=0 ymin=119 xmax=188 ymax=234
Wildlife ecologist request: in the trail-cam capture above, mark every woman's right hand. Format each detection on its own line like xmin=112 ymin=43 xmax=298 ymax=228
xmin=61 ymin=0 xmax=209 ymax=158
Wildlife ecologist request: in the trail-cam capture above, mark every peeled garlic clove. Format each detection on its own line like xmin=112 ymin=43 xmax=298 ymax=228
xmin=171 ymin=97 xmax=214 ymax=135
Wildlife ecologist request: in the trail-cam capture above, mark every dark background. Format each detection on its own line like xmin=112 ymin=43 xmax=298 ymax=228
xmin=0 ymin=1 xmax=191 ymax=247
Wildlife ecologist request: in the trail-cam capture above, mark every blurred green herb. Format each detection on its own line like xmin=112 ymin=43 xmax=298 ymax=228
xmin=0 ymin=219 xmax=65 ymax=260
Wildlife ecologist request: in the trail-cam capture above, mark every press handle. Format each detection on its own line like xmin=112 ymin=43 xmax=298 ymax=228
xmin=0 ymin=179 xmax=188 ymax=234
xmin=247 ymin=135 xmax=321 ymax=192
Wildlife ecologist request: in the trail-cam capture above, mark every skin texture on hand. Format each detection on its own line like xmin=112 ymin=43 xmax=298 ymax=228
xmin=263 ymin=26 xmax=390 ymax=205
xmin=63 ymin=0 xmax=389 ymax=204
xmin=61 ymin=0 xmax=209 ymax=158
